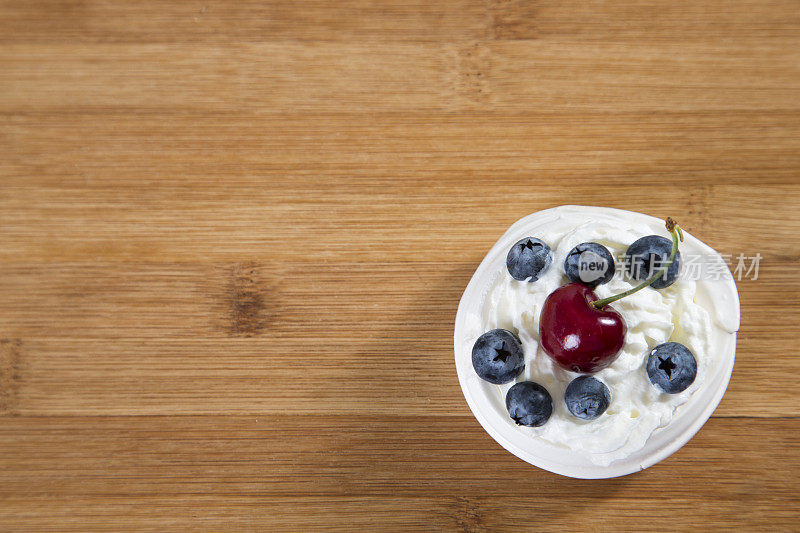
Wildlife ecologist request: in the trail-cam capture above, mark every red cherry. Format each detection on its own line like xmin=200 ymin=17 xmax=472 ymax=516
xmin=539 ymin=283 xmax=627 ymax=373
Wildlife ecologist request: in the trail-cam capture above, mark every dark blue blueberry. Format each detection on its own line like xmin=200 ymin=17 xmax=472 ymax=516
xmin=564 ymin=376 xmax=611 ymax=420
xmin=625 ymin=235 xmax=681 ymax=289
xmin=505 ymin=381 xmax=553 ymax=427
xmin=646 ymin=342 xmax=697 ymax=394
xmin=564 ymin=242 xmax=615 ymax=287
xmin=506 ymin=237 xmax=552 ymax=282
xmin=471 ymin=329 xmax=525 ymax=385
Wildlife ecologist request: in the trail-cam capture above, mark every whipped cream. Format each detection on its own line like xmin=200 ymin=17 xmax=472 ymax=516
xmin=474 ymin=207 xmax=737 ymax=466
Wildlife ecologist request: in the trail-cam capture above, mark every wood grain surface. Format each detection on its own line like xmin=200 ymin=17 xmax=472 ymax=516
xmin=1 ymin=1 xmax=799 ymax=531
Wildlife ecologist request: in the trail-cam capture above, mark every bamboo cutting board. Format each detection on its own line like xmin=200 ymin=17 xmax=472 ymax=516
xmin=1 ymin=1 xmax=799 ymax=530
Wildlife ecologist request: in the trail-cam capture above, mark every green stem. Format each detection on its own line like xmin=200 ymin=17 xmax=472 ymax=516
xmin=591 ymin=218 xmax=683 ymax=309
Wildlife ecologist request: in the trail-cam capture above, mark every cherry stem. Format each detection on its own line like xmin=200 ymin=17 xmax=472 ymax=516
xmin=591 ymin=218 xmax=683 ymax=310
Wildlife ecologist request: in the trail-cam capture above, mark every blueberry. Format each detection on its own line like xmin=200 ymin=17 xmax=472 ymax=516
xmin=564 ymin=376 xmax=611 ymax=420
xmin=646 ymin=342 xmax=697 ymax=394
xmin=564 ymin=242 xmax=615 ymax=287
xmin=505 ymin=381 xmax=553 ymax=427
xmin=506 ymin=237 xmax=552 ymax=282
xmin=625 ymin=235 xmax=681 ymax=289
xmin=471 ymin=329 xmax=525 ymax=385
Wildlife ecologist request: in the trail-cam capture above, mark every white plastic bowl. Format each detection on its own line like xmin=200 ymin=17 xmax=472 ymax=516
xmin=454 ymin=206 xmax=739 ymax=478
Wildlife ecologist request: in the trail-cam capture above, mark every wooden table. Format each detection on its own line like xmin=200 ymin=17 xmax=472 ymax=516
xmin=1 ymin=1 xmax=799 ymax=530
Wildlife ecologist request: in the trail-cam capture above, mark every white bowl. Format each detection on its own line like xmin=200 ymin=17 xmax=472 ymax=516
xmin=454 ymin=206 xmax=740 ymax=479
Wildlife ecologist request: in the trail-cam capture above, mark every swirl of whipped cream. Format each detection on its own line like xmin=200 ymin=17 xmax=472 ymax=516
xmin=482 ymin=220 xmax=714 ymax=466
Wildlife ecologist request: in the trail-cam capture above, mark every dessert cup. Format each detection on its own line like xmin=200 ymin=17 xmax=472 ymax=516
xmin=454 ymin=206 xmax=739 ymax=478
